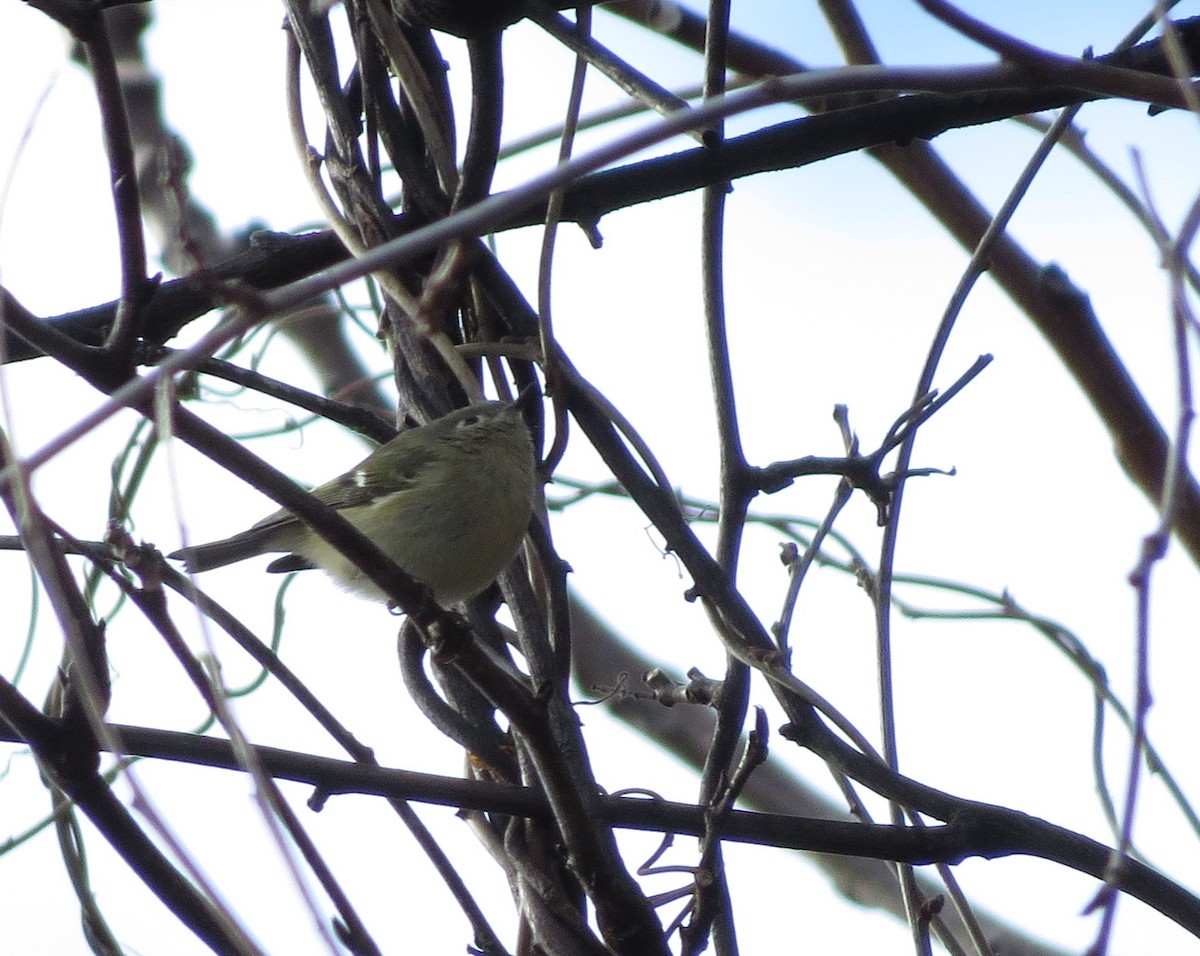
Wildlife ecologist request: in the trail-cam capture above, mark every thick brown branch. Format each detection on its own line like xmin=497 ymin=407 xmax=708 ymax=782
xmin=9 ymin=20 xmax=1200 ymax=362
xmin=1 ymin=718 xmax=1194 ymax=938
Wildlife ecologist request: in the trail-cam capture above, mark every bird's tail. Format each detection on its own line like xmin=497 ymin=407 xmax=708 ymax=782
xmin=168 ymin=532 xmax=261 ymax=573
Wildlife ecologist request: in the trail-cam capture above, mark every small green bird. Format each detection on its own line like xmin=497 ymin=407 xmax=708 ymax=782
xmin=170 ymin=399 xmax=536 ymax=605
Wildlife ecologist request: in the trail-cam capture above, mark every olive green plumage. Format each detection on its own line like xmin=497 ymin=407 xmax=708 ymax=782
xmin=170 ymin=400 xmax=536 ymax=605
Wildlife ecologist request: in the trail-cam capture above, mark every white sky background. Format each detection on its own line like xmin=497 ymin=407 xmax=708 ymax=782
xmin=2 ymin=1 xmax=1200 ymax=954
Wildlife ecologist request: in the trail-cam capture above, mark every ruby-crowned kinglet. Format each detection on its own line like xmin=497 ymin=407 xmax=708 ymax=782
xmin=169 ymin=398 xmax=536 ymax=605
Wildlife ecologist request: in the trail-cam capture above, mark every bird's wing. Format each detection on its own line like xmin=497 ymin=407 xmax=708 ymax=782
xmin=247 ymin=443 xmax=431 ymax=532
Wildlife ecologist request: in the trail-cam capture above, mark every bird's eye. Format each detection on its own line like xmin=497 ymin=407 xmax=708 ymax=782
xmin=457 ymin=414 xmax=481 ymax=429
